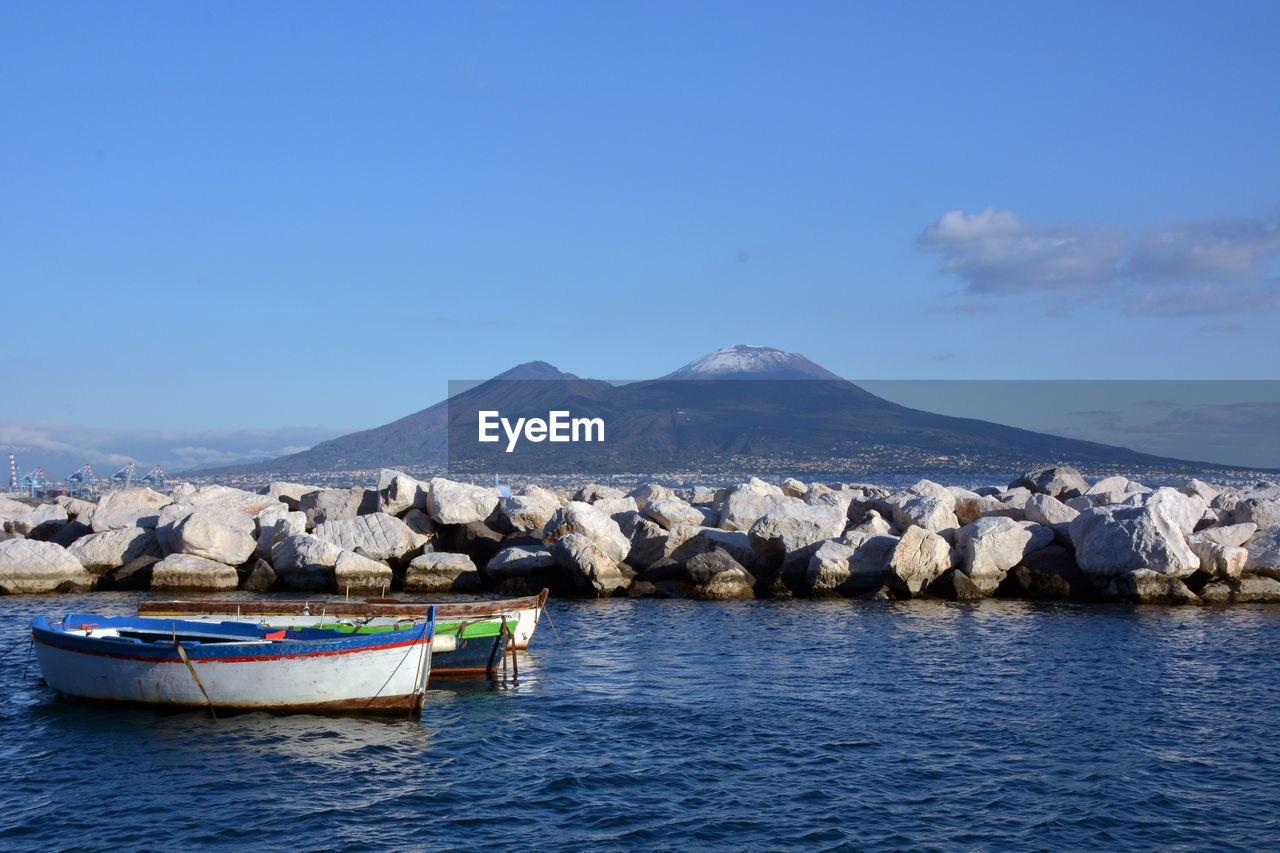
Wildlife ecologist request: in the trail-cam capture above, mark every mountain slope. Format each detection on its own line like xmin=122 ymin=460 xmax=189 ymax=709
xmin=196 ymin=346 xmax=1243 ymax=481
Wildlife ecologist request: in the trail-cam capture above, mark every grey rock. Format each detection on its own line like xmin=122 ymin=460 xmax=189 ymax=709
xmin=1004 ymin=545 xmax=1093 ymax=600
xmin=926 ymin=569 xmax=983 ymax=601
xmin=807 ymin=534 xmax=897 ymax=597
xmin=688 ymin=549 xmax=755 ymax=600
xmin=593 ymin=496 xmax=640 ymax=521
xmin=243 ymin=559 xmax=277 ymax=592
xmin=617 ymin=513 xmax=668 ymax=571
xmin=1015 ymin=466 xmax=1089 ymax=499
xmin=265 ymin=481 xmax=313 ymax=511
xmin=1234 ymin=497 xmax=1280 ymax=529
xmin=271 ymin=532 xmax=344 ymax=591
xmin=300 ymin=487 xmax=370 ymax=529
xmin=1106 ymin=569 xmax=1200 ymax=605
xmin=499 ymin=492 xmax=562 ymax=537
xmin=574 ymin=484 xmax=627 ymax=503
xmin=405 ymin=552 xmax=480 ymax=593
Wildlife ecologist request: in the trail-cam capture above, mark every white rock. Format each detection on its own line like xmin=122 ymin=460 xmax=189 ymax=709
xmin=885 ymin=526 xmax=952 ymax=597
xmin=892 ymin=495 xmax=960 ymax=539
xmin=747 ymin=502 xmax=847 ymax=564
xmin=427 ymin=478 xmax=501 ymax=525
xmin=1024 ymin=493 xmax=1080 ymax=528
xmin=1192 ymin=541 xmax=1248 ymax=580
xmin=180 ymin=484 xmax=282 ymax=516
xmin=550 ymin=532 xmax=628 ymax=596
xmin=150 ymin=553 xmax=239 ymax=592
xmin=68 ymin=527 xmax=160 ymax=573
xmin=1069 ymin=504 xmax=1200 ymax=581
xmin=378 ymin=469 xmax=430 ymax=516
xmin=0 ymin=539 xmax=93 ymax=593
xmin=486 ymin=546 xmax=555 ymax=579
xmin=90 ymin=488 xmax=173 ymax=533
xmin=1179 ymin=478 xmax=1221 ymax=503
xmin=543 ymin=502 xmax=630 ymax=564
xmin=499 ymin=493 xmax=562 ymax=537
xmin=956 ymin=517 xmax=1054 ymax=596
xmin=644 ymin=497 xmax=705 ymax=530
xmin=807 ymin=534 xmax=897 ymax=597
xmin=313 ymin=512 xmax=427 ymax=563
xmin=5 ymin=503 xmax=67 ymax=537
xmin=1144 ymin=487 xmax=1209 ymax=536
xmin=335 ymin=550 xmax=393 ymax=594
xmin=1245 ymin=526 xmax=1280 ymax=577
xmin=718 ymin=481 xmax=790 ymax=532
xmin=628 ymin=483 xmax=676 ymax=510
xmin=169 ymin=505 xmax=257 ymax=565
xmin=1188 ymin=522 xmax=1256 ymax=549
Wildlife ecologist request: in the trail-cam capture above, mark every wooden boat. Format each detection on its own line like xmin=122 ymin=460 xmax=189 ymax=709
xmin=30 ymin=610 xmax=435 ymax=715
xmin=139 ymin=588 xmax=549 ymax=650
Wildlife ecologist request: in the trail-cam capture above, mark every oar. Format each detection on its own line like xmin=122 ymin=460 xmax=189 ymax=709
xmin=174 ymin=642 xmax=217 ymax=720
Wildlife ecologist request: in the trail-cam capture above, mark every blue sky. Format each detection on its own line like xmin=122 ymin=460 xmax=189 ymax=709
xmin=3 ymin=2 xmax=1278 ymax=468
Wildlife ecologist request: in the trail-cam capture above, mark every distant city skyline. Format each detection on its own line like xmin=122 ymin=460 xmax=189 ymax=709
xmin=3 ymin=2 xmax=1277 ymax=447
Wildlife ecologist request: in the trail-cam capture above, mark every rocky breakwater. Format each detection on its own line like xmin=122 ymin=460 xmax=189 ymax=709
xmin=2 ymin=466 xmax=1280 ymax=606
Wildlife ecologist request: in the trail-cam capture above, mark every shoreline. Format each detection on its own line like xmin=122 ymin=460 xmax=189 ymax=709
xmin=2 ymin=464 xmax=1278 ymax=606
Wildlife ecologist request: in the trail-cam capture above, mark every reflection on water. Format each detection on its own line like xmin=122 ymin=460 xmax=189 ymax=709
xmin=3 ymin=592 xmax=1280 ymax=851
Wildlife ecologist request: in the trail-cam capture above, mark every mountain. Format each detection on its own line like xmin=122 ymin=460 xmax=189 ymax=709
xmin=662 ymin=344 xmax=842 ymax=380
xmin=194 ymin=346 xmax=1250 ymax=483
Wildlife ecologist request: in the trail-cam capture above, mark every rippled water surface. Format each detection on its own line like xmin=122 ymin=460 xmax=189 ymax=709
xmin=2 ymin=593 xmax=1279 ymax=851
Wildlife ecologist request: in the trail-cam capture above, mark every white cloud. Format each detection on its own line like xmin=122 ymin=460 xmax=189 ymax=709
xmin=917 ymin=208 xmax=1125 ymax=294
xmin=1127 ymin=218 xmax=1280 ymax=285
xmin=919 ymin=209 xmax=1280 ymax=319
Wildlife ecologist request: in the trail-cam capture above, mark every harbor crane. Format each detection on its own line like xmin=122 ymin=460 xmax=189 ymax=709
xmin=138 ymin=464 xmax=167 ymax=494
xmin=21 ymin=467 xmax=48 ymax=499
xmin=67 ymin=464 xmax=97 ymax=499
xmin=110 ymin=462 xmax=137 ymax=490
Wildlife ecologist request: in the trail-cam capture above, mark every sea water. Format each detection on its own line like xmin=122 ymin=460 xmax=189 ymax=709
xmin=2 ymin=592 xmax=1278 ymax=851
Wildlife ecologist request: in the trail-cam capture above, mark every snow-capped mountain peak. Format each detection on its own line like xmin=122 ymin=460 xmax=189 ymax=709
xmin=662 ymin=345 xmax=843 ymax=380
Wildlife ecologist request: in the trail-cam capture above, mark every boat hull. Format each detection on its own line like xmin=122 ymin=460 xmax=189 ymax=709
xmin=31 ymin=614 xmax=434 ymax=714
xmin=139 ymin=589 xmax=548 ymax=649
